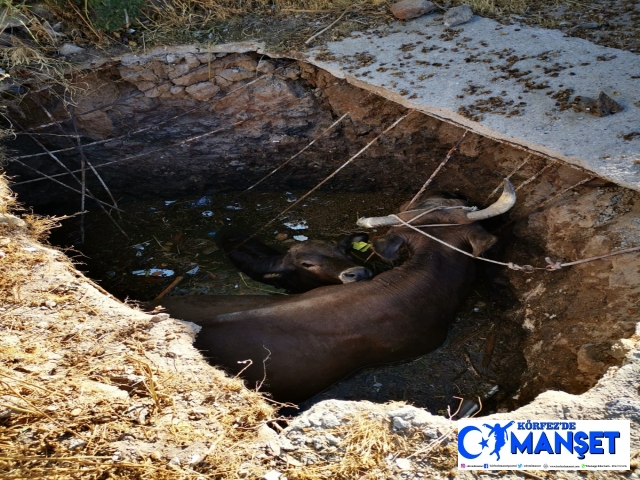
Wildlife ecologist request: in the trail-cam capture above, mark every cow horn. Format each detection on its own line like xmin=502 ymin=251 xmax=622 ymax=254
xmin=466 ymin=179 xmax=516 ymax=221
xmin=356 ymin=215 xmax=399 ymax=228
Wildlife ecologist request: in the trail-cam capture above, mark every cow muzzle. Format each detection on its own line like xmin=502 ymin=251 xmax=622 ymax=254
xmin=339 ymin=266 xmax=373 ymax=283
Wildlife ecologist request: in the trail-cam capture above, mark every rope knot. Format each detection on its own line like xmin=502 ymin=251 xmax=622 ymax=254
xmin=507 ymin=263 xmax=535 ymax=273
xmin=545 ymin=257 xmax=563 ymax=271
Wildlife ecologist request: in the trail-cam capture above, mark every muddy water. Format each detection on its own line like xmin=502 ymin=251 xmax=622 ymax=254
xmin=52 ymin=189 xmax=525 ymax=416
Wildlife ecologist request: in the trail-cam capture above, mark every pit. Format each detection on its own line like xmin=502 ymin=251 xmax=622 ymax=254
xmin=4 ymin=48 xmax=640 ymax=418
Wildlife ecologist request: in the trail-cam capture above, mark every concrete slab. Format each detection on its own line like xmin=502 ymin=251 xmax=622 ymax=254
xmin=300 ymin=15 xmax=640 ymax=191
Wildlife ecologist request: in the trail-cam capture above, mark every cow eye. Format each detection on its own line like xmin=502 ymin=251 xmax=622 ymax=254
xmin=301 ymin=262 xmax=315 ymax=268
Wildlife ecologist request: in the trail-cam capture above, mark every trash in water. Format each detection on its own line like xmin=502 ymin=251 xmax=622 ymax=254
xmin=226 ymin=203 xmax=242 ymax=210
xmin=195 ymin=196 xmax=212 ymax=206
xmin=352 ymin=241 xmax=370 ymax=252
xmin=284 ymin=220 xmax=308 ymax=230
xmin=293 ymin=235 xmax=308 ymax=242
xmin=202 ymin=211 xmax=213 ymax=217
xmin=207 ymin=231 xmax=218 ymax=237
xmin=285 ymin=192 xmax=297 ymax=203
xmin=186 ymin=265 xmax=200 ymax=275
xmin=164 ymin=200 xmax=176 ymax=205
xmin=132 ymin=268 xmax=174 ymax=277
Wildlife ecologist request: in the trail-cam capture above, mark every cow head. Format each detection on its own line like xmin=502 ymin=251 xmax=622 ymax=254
xmin=359 ymin=180 xmax=516 ymax=259
xmin=276 ymin=233 xmax=373 ymax=290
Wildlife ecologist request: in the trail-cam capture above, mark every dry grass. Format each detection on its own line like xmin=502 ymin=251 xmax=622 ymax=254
xmin=0 ymin=171 xmax=279 ymax=479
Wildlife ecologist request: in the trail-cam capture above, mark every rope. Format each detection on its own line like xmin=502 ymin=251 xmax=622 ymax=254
xmin=388 ymin=214 xmax=640 ymax=273
xmin=406 ymin=130 xmax=467 ymax=209
xmin=242 ymin=111 xmax=351 ymax=193
xmin=250 ymin=112 xmax=411 ymax=237
xmin=9 ymin=85 xmax=327 ymax=187
xmin=515 ymin=160 xmax=557 ymax=192
xmin=485 ymin=154 xmax=532 ymax=201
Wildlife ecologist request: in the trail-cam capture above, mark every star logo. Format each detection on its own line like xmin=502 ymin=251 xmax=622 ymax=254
xmin=479 ymin=437 xmax=489 ymax=449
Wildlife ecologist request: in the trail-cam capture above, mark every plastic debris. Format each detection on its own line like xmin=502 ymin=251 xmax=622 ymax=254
xmin=164 ymin=200 xmax=176 ymax=205
xmin=23 ymin=247 xmax=37 ymax=252
xmin=132 ymin=268 xmax=174 ymax=277
xmin=207 ymin=231 xmax=218 ymax=237
xmin=284 ymin=220 xmax=308 ymax=230
xmin=194 ymin=196 xmax=212 ymax=206
xmin=285 ymin=192 xmax=297 ymax=203
xmin=293 ymin=235 xmax=308 ymax=241
xmin=0 ymin=251 xmax=4 ymax=258
xmin=352 ymin=241 xmax=370 ymax=252
xmin=186 ymin=266 xmax=200 ymax=275
xmin=202 ymin=211 xmax=213 ymax=217
xmin=225 ymin=203 xmax=242 ymax=210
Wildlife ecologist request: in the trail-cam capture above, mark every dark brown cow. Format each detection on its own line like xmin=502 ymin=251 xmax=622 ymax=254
xmin=160 ymin=181 xmax=516 ymax=402
xmin=221 ymin=232 xmax=372 ymax=293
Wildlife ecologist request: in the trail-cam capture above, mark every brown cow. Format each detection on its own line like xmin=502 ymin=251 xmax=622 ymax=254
xmin=160 ymin=181 xmax=516 ymax=402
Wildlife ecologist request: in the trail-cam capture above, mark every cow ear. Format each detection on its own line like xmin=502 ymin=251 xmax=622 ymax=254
xmin=467 ymin=228 xmax=497 ymax=257
xmin=339 ymin=232 xmax=370 ymax=253
xmin=371 ymin=233 xmax=405 ymax=261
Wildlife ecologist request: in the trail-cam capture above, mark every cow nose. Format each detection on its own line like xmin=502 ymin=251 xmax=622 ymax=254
xmin=339 ymin=266 xmax=373 ymax=283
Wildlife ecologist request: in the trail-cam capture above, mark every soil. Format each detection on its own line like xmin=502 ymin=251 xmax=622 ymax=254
xmin=4 ymin=54 xmax=640 ymax=420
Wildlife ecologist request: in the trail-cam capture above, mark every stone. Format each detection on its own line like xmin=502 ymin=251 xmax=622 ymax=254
xmin=278 ymin=437 xmax=297 ymax=451
xmin=165 ymin=62 xmax=191 ymax=80
xmin=68 ymin=438 xmax=87 ymax=450
xmin=59 ymin=43 xmax=84 ymax=56
xmin=169 ymin=86 xmax=186 ymax=97
xmin=215 ymin=75 xmax=233 ymax=88
xmin=572 ymin=91 xmax=623 ymax=117
xmin=392 ymin=416 xmax=412 ymax=431
xmin=185 ymin=82 xmax=220 ymax=101
xmin=0 ymin=214 xmax=26 ymax=229
xmin=257 ymin=59 xmax=276 ymax=74
xmin=183 ymin=53 xmax=200 ymax=69
xmin=443 ymin=4 xmax=474 ymax=27
xmin=283 ymin=454 xmax=303 ymax=467
xmin=81 ymin=380 xmax=129 ymax=400
xmin=139 ymin=82 xmax=170 ymax=98
xmin=282 ymin=67 xmax=301 ymax=80
xmin=390 ymin=0 xmax=435 ymax=20
xmin=263 ymin=470 xmax=281 ymax=480
xmin=324 ymin=433 xmax=341 ymax=446
xmin=217 ymin=67 xmax=255 ymax=83
xmin=320 ymin=412 xmax=340 ymax=428
xmin=267 ymin=439 xmax=281 ymax=456
xmin=218 ymin=53 xmax=258 ymax=72
xmin=396 ymin=458 xmax=413 ymax=470
xmin=172 ymin=66 xmax=212 ymax=87
xmin=312 ymin=437 xmax=326 ymax=451
xmin=256 ymin=424 xmax=279 ymax=442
